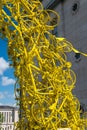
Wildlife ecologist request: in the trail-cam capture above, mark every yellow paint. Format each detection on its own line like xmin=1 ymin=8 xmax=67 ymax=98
xmin=0 ymin=0 xmax=87 ymax=129
xmin=57 ymin=129 xmax=71 ymax=130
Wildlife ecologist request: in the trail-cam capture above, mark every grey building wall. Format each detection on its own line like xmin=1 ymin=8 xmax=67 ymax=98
xmin=41 ymin=0 xmax=87 ymax=107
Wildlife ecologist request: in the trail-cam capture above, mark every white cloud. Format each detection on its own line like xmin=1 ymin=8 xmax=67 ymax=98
xmin=8 ymin=94 xmax=15 ymax=99
xmin=0 ymin=103 xmax=3 ymax=105
xmin=0 ymin=92 xmax=16 ymax=106
xmin=2 ymin=76 xmax=15 ymax=86
xmin=13 ymin=103 xmax=17 ymax=107
xmin=4 ymin=91 xmax=15 ymax=98
xmin=0 ymin=92 xmax=5 ymax=99
xmin=0 ymin=102 xmax=17 ymax=107
xmin=0 ymin=57 xmax=9 ymax=75
xmin=0 ymin=92 xmax=15 ymax=99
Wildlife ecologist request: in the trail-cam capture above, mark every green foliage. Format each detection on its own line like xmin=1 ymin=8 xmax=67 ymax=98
xmin=0 ymin=113 xmax=3 ymax=129
xmin=0 ymin=113 xmax=3 ymax=122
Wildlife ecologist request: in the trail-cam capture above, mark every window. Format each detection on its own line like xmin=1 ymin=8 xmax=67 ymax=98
xmin=80 ymin=103 xmax=86 ymax=118
xmin=12 ymin=110 xmax=14 ymax=122
xmin=9 ymin=112 xmax=12 ymax=123
xmin=52 ymin=26 xmax=58 ymax=36
xmin=72 ymin=3 xmax=78 ymax=11
xmin=75 ymin=53 xmax=81 ymax=62
xmin=72 ymin=1 xmax=80 ymax=14
xmin=75 ymin=53 xmax=80 ymax=59
xmin=5 ymin=112 xmax=6 ymax=122
xmin=10 ymin=126 xmax=12 ymax=129
xmin=51 ymin=17 xmax=58 ymax=36
xmin=9 ymin=112 xmax=11 ymax=122
xmin=7 ymin=112 xmax=8 ymax=123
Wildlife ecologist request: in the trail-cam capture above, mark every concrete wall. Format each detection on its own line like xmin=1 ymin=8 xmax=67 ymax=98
xmin=62 ymin=0 xmax=87 ymax=105
xmin=41 ymin=0 xmax=87 ymax=106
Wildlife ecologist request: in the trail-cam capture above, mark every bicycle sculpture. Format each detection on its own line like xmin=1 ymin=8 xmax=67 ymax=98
xmin=0 ymin=0 xmax=87 ymax=129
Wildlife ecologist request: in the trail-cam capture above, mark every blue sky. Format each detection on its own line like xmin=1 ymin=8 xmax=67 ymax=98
xmin=0 ymin=38 xmax=16 ymax=106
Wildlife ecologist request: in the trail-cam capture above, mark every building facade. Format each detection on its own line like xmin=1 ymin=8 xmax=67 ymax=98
xmin=41 ymin=0 xmax=87 ymax=109
xmin=0 ymin=106 xmax=19 ymax=130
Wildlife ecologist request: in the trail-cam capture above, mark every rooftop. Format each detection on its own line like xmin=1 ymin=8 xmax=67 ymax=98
xmin=0 ymin=105 xmax=18 ymax=110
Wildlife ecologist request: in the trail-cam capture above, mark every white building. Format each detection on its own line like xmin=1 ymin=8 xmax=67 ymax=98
xmin=0 ymin=106 xmax=19 ymax=130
